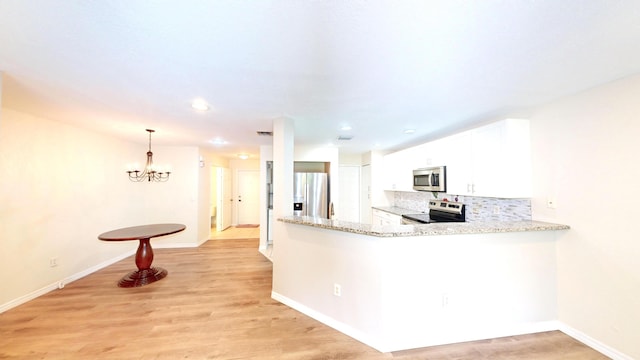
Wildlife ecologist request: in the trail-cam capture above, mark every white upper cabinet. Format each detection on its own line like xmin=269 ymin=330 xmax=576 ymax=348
xmin=382 ymin=149 xmax=415 ymax=191
xmin=446 ymin=119 xmax=532 ymax=198
xmin=382 ymin=118 xmax=532 ymax=198
xmin=382 ymin=139 xmax=451 ymax=192
xmin=413 ymin=139 xmax=447 ymax=169
xmin=442 ymin=131 xmax=472 ymax=195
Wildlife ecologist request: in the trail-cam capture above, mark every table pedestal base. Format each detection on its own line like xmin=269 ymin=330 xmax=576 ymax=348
xmin=118 ymin=267 xmax=168 ymax=288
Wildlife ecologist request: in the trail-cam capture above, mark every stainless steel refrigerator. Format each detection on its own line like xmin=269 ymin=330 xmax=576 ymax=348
xmin=293 ymin=172 xmax=329 ymax=218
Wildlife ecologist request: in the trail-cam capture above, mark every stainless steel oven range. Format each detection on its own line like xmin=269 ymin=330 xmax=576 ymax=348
xmin=401 ymin=200 xmax=465 ymax=225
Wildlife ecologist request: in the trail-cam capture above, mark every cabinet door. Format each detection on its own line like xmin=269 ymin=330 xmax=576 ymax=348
xmin=469 ymin=121 xmax=503 ymax=197
xmin=371 ymin=209 xmax=383 ymax=226
xmin=387 ymin=211 xmax=402 ymax=225
xmin=469 ymin=119 xmax=531 ymax=198
xmin=382 ymin=152 xmax=402 ymax=191
xmin=442 ymin=119 xmax=531 ymax=198
xmin=442 ymin=131 xmax=472 ymax=195
xmin=383 ymin=150 xmax=414 ymax=192
xmin=371 ymin=209 xmax=401 ymax=226
xmin=411 ymin=142 xmax=432 ymax=168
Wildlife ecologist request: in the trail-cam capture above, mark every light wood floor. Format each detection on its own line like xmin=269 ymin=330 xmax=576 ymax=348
xmin=0 ymin=232 xmax=609 ymax=359
xmin=210 ymin=225 xmax=260 ymax=240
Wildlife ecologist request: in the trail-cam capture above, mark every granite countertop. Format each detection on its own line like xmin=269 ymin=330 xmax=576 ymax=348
xmin=278 ymin=216 xmax=570 ymax=237
xmin=372 ymin=206 xmax=422 ymax=216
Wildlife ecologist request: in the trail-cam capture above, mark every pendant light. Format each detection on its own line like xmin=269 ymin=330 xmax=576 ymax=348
xmin=126 ymin=129 xmax=170 ymax=182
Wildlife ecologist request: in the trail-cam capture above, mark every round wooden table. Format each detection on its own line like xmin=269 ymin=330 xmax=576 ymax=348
xmin=98 ymin=223 xmax=186 ymax=287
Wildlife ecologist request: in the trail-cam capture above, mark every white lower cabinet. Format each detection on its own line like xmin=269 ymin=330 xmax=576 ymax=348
xmin=371 ymin=209 xmax=402 ymax=226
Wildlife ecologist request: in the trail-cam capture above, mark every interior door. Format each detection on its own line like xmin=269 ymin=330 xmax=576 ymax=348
xmin=237 ymin=170 xmax=260 ymax=225
xmin=216 ymin=167 xmax=232 ymax=231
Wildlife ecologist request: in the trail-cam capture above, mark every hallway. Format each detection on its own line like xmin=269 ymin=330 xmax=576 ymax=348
xmin=210 ymin=225 xmax=260 ymax=240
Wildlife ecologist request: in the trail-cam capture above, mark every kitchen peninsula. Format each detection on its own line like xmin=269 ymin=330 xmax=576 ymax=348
xmin=273 ymin=216 xmax=569 ymax=353
xmin=280 ymin=216 xmax=568 ymax=237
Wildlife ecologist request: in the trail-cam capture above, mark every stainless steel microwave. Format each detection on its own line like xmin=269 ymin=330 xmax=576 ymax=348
xmin=413 ymin=166 xmax=446 ymax=192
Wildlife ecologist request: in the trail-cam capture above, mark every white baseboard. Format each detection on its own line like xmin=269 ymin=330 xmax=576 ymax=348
xmin=1 ymin=240 xmax=207 ymax=314
xmin=559 ymin=323 xmax=634 ymax=360
xmin=272 ymin=290 xmax=564 ymax=352
xmin=270 ymin=291 xmax=633 ymax=357
xmin=0 ymin=250 xmax=135 ymax=314
xmin=272 ymin=290 xmax=561 ymax=352
xmin=271 ymin=291 xmax=387 ymax=352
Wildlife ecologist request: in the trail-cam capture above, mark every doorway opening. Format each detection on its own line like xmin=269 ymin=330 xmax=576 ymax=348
xmin=210 ymin=166 xmax=232 ymax=238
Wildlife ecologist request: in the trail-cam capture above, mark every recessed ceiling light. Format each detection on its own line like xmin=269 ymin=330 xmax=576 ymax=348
xmin=340 ymin=125 xmax=352 ymax=131
xmin=209 ymin=138 xmax=227 ymax=145
xmin=191 ymin=98 xmax=210 ymax=111
xmin=238 ymin=154 xmax=249 ymax=160
xmin=404 ymin=129 xmax=416 ymax=134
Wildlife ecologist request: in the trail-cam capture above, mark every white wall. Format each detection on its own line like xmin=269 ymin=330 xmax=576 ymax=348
xmin=201 ymin=149 xmax=231 ymax=232
xmin=338 ymin=153 xmax=362 ymax=165
xmin=273 ymin=224 xmax=559 ymax=352
xmin=0 ymin=109 xmax=139 ymax=305
xmin=197 ymin=149 xmax=212 ymax=245
xmin=0 ymin=72 xmax=3 ymax=122
xmin=138 ymin=145 xmax=201 ymax=248
xmin=259 ymin=145 xmax=274 ymax=251
xmin=530 ymin=74 xmax=640 ymax=359
xmin=0 ymin=107 xmax=204 ymax=311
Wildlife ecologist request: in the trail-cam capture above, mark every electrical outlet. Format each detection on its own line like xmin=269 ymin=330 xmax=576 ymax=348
xmin=492 ymin=206 xmax=500 ymax=215
xmin=49 ymin=257 xmax=58 ymax=267
xmin=333 ymin=283 xmax=342 ymax=297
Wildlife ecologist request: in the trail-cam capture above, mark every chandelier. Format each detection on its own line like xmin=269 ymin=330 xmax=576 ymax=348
xmin=127 ymin=129 xmax=171 ymax=182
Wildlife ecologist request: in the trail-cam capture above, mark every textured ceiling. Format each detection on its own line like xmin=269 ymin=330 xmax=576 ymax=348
xmin=2 ymin=1 xmax=640 ymax=158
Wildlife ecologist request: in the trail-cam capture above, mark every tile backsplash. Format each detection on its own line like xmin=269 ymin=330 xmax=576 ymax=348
xmin=392 ymin=191 xmax=531 ymax=222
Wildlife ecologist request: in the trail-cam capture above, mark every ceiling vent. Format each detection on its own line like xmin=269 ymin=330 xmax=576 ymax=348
xmin=337 ymin=135 xmax=353 ymax=141
xmin=257 ymin=131 xmax=273 ymax=136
